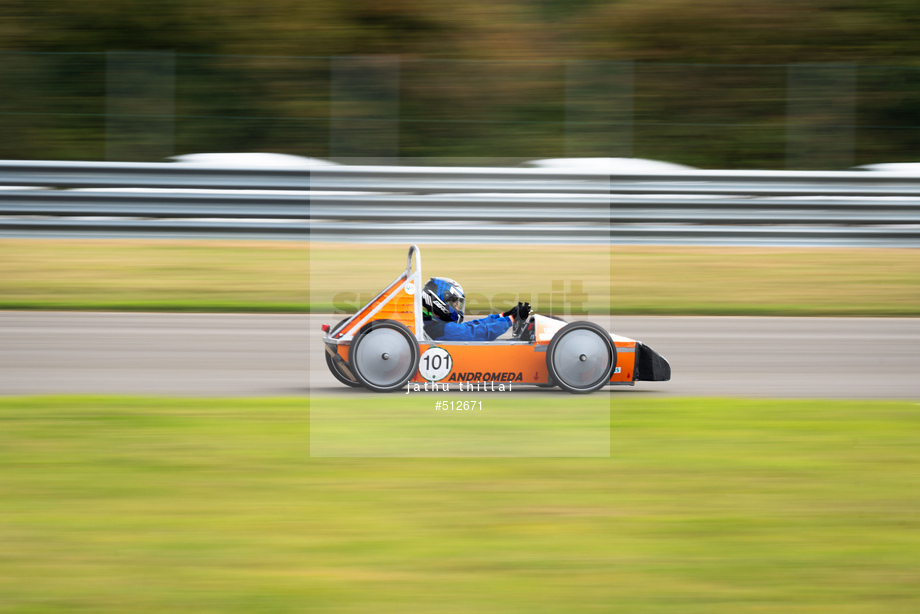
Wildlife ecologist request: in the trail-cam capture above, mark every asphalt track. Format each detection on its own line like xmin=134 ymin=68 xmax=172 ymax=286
xmin=1 ymin=312 xmax=919 ymax=399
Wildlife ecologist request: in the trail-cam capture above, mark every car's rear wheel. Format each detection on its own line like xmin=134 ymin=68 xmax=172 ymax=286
xmin=349 ymin=320 xmax=420 ymax=393
xmin=546 ymin=321 xmax=616 ymax=394
xmin=323 ymin=319 xmax=362 ymax=387
xmin=325 ymin=347 xmax=362 ymax=388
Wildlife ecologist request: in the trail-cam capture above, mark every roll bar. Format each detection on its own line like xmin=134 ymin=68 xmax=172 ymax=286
xmin=407 ymin=244 xmax=421 ymax=277
xmin=407 ymin=245 xmax=423 ymax=338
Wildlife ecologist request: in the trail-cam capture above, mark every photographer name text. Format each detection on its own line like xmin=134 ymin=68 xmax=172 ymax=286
xmin=407 ymin=380 xmax=513 ymax=394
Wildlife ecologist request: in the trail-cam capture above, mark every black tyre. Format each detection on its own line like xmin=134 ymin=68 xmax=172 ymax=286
xmin=324 ymin=319 xmax=362 ymax=387
xmin=348 ymin=320 xmax=420 ymax=393
xmin=325 ymin=347 xmax=362 ymax=387
xmin=545 ymin=321 xmax=616 ymax=394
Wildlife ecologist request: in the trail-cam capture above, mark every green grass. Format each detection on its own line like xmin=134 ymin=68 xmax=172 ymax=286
xmin=1 ymin=395 xmax=919 ymax=612
xmin=2 ymin=239 xmax=920 ymax=315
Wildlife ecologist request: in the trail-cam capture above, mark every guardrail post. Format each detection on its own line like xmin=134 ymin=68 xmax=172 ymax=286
xmin=329 ymin=55 xmax=400 ymax=163
xmin=786 ymin=63 xmax=856 ymax=170
xmin=106 ymin=51 xmax=175 ymax=162
xmin=565 ymin=60 xmax=633 ymax=158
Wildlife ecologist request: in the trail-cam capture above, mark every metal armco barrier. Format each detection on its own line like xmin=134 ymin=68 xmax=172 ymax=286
xmin=2 ymin=160 xmax=920 ymax=246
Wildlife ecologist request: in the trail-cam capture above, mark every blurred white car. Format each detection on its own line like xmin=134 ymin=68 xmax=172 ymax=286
xmin=169 ymin=153 xmax=338 ymax=168
xmin=523 ymin=157 xmax=694 ymax=174
xmin=854 ymin=163 xmax=920 ymax=174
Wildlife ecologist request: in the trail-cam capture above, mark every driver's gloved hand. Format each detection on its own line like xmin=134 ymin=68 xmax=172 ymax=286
xmin=501 ymin=304 xmax=519 ymax=319
xmin=517 ymin=302 xmax=531 ymax=321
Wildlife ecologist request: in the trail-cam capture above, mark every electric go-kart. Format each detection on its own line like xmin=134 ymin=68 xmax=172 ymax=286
xmin=321 ymin=245 xmax=670 ymax=394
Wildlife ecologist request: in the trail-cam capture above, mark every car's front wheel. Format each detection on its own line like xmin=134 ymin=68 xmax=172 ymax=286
xmin=545 ymin=321 xmax=616 ymax=394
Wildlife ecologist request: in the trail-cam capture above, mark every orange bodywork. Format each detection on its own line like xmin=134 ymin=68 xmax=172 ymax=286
xmin=331 ymin=272 xmax=417 ymax=340
xmin=408 ymin=339 xmax=637 ymax=386
xmin=333 ymin=328 xmax=637 ymax=387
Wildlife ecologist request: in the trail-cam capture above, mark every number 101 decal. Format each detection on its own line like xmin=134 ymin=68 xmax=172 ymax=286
xmin=419 ymin=347 xmax=453 ymax=382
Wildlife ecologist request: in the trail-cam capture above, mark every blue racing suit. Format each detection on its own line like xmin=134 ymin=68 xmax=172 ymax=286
xmin=423 ymin=313 xmax=511 ymax=342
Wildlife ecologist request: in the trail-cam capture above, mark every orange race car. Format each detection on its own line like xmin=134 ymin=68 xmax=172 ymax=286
xmin=321 ymin=245 xmax=670 ymax=394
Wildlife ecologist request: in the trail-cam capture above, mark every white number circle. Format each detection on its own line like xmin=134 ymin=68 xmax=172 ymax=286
xmin=419 ymin=347 xmax=452 ymax=382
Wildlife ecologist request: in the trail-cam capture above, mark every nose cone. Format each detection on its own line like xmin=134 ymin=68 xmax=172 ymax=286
xmin=634 ymin=342 xmax=671 ymax=381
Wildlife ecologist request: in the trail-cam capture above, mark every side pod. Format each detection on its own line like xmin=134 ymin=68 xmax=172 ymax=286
xmin=634 ymin=343 xmax=671 ymax=382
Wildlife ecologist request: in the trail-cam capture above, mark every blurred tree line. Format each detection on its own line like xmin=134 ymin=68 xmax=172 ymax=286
xmin=1 ymin=0 xmax=919 ymax=168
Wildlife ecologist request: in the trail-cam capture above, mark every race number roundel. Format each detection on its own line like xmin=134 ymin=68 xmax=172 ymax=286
xmin=419 ymin=347 xmax=452 ymax=382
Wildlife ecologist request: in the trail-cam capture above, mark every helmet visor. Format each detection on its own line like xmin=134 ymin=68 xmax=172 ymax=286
xmin=442 ymin=285 xmax=464 ymax=320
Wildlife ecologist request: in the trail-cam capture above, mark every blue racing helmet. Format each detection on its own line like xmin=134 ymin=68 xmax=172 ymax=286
xmin=422 ymin=277 xmax=465 ymax=323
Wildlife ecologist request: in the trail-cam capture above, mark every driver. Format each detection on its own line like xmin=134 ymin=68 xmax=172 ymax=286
xmin=421 ymin=277 xmax=530 ymax=341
